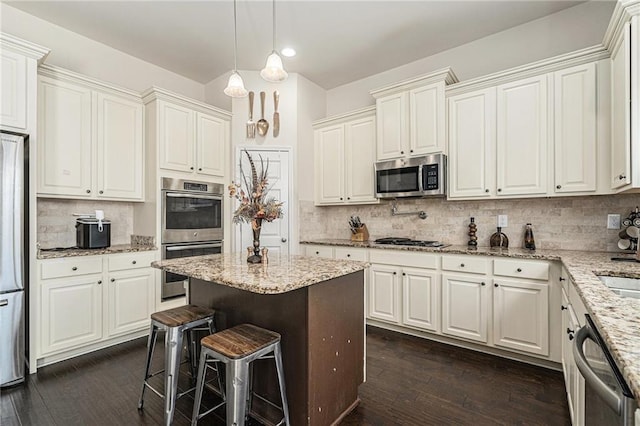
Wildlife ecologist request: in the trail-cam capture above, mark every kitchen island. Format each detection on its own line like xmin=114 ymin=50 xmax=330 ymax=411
xmin=151 ymin=253 xmax=368 ymax=426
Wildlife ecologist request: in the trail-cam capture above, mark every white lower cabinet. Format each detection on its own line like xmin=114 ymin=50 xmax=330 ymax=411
xmin=402 ymin=268 xmax=439 ymax=332
xmin=441 ymin=273 xmax=489 ymax=343
xmin=368 ymin=264 xmax=401 ymax=324
xmin=562 ymin=284 xmax=586 ymax=426
xmin=38 ymin=252 xmax=157 ymax=361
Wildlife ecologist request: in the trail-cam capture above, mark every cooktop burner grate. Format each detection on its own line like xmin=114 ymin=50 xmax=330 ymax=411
xmin=374 ymin=238 xmax=449 ymax=248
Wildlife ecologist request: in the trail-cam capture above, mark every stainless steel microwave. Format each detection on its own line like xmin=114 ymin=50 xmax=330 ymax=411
xmin=375 ymin=153 xmax=446 ymax=198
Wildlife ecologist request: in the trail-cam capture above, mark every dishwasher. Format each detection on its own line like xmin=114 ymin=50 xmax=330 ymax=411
xmin=573 ymin=314 xmax=638 ymax=425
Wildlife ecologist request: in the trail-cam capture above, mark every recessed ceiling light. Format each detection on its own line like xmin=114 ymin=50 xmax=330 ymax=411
xmin=281 ymin=47 xmax=296 ymax=57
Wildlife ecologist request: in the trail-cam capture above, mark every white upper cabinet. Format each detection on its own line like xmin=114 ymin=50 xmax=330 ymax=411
xmin=553 ymin=63 xmax=597 ymax=193
xmin=143 ymin=88 xmax=231 ymax=180
xmin=37 ymin=67 xmax=144 ymax=201
xmin=371 ymin=68 xmax=458 ymax=161
xmin=496 ymin=74 xmax=549 ymax=197
xmin=314 ymin=107 xmax=378 ymax=205
xmin=448 ymin=88 xmax=496 ymax=198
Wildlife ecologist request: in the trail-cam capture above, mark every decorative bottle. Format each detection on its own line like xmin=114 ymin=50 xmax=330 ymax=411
xmin=467 ymin=217 xmax=478 ymax=248
xmin=490 ymin=227 xmax=509 ymax=248
xmin=524 ymin=223 xmax=536 ymax=250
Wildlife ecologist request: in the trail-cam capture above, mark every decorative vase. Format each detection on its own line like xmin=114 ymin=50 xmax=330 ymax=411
xmin=247 ymin=218 xmax=263 ymax=263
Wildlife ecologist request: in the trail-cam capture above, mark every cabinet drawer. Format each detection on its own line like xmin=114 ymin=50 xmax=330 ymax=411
xmin=334 ymin=247 xmax=368 ymax=262
xmin=41 ymin=257 xmax=103 ymax=280
xmin=305 ymin=245 xmax=334 ymax=259
xmin=108 ymin=251 xmax=157 ymax=272
xmin=493 ymin=259 xmax=549 ymax=281
xmin=442 ymin=255 xmax=488 ymax=275
xmin=369 ymin=249 xmax=437 ymax=269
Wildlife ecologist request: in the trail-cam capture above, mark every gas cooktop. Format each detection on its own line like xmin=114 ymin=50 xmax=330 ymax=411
xmin=374 ymin=238 xmax=449 ymax=248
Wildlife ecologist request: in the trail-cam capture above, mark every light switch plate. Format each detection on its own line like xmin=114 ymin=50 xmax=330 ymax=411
xmin=607 ymin=214 xmax=621 ymax=230
xmin=498 ymin=215 xmax=508 ymax=228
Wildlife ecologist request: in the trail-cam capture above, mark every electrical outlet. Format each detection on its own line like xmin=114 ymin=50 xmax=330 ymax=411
xmin=607 ymin=214 xmax=621 ymax=230
xmin=498 ymin=215 xmax=508 ymax=228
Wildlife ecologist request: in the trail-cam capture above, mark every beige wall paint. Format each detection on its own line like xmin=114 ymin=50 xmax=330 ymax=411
xmin=325 ymin=1 xmax=615 ymax=116
xmin=1 ymin=3 xmax=205 ymax=100
xmin=300 ymin=193 xmax=640 ymax=253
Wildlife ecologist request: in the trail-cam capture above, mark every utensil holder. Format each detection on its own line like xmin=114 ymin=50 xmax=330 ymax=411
xmin=351 ymin=224 xmax=370 ymax=242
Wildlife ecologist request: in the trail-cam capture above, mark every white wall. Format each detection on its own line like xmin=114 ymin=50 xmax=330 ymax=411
xmin=0 ymin=3 xmax=205 ymax=100
xmin=325 ymin=1 xmax=615 ymax=115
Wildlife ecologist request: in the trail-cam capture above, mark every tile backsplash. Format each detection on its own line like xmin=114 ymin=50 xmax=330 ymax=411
xmin=300 ymin=193 xmax=640 ymax=252
xmin=37 ymin=199 xmax=134 ymax=248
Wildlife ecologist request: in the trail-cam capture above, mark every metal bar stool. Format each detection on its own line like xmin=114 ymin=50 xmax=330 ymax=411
xmin=138 ymin=304 xmax=224 ymax=426
xmin=191 ymin=323 xmax=290 ymax=426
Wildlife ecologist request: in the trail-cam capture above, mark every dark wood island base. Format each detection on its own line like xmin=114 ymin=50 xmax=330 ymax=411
xmin=190 ymin=270 xmax=365 ymax=426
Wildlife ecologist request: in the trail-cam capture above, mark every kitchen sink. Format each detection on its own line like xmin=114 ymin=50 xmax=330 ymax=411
xmin=597 ymin=275 xmax=640 ymax=300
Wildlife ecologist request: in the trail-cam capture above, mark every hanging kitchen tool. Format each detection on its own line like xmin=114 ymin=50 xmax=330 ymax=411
xmin=257 ymin=91 xmax=269 ymax=136
xmin=247 ymin=91 xmax=256 ymax=138
xmin=273 ymin=90 xmax=280 ymax=137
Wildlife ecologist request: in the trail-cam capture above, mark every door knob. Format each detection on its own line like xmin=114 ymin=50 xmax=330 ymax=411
xmin=281 ymin=237 xmax=287 ymax=243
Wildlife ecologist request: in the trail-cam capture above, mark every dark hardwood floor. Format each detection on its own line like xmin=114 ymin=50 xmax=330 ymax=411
xmin=0 ymin=326 xmax=570 ymax=425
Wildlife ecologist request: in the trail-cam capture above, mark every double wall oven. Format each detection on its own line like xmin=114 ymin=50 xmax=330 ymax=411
xmin=161 ymin=178 xmax=223 ymax=300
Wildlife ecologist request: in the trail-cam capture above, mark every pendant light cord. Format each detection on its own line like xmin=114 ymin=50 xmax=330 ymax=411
xmin=272 ymin=0 xmax=276 ymax=51
xmin=233 ymin=0 xmax=238 ymax=71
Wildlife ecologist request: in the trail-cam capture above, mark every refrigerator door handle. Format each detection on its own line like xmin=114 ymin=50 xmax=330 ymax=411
xmin=0 ymin=299 xmax=8 ymax=307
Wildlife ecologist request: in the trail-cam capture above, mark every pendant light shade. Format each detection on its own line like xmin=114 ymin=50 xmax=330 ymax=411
xmin=224 ymin=71 xmax=248 ymax=97
xmin=261 ymin=0 xmax=287 ymax=82
xmin=225 ymin=0 xmax=248 ymax=98
xmin=260 ymin=51 xmax=288 ymax=82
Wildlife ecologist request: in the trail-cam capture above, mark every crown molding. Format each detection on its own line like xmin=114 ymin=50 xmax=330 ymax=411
xmin=38 ymin=64 xmax=142 ymax=100
xmin=0 ymin=32 xmax=50 ymax=63
xmin=312 ymin=106 xmax=375 ymax=127
xmin=370 ymin=67 xmax=459 ymax=98
xmin=141 ymin=86 xmax=231 ymax=118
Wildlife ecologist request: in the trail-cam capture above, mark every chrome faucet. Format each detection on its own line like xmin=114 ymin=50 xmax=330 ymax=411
xmin=390 ymin=200 xmax=428 ymax=220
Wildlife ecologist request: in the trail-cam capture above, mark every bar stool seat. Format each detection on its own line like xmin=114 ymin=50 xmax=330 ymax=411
xmin=192 ymin=324 xmax=290 ymax=426
xmin=138 ymin=304 xmax=223 ymax=426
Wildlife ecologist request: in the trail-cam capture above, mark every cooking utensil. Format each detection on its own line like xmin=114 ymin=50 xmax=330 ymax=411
xmin=273 ymin=91 xmax=280 ymax=137
xmin=257 ymin=91 xmax=269 ymax=136
xmin=247 ymin=91 xmax=255 ymax=138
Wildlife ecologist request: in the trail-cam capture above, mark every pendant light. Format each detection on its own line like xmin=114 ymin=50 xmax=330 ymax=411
xmin=260 ymin=0 xmax=288 ymax=82
xmin=224 ymin=0 xmax=248 ymax=97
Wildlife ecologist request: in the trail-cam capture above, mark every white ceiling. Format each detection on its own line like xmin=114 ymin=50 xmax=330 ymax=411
xmin=6 ymin=0 xmax=602 ymax=89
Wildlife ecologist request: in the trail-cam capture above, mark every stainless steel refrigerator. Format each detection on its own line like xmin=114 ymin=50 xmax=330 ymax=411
xmin=0 ymin=132 xmax=26 ymax=387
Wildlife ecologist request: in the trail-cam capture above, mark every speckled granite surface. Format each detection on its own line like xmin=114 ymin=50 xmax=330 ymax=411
xmin=151 ymin=253 xmax=368 ymax=295
xmin=37 ymin=243 xmax=157 ymax=259
xmin=302 ymin=239 xmax=640 ymax=402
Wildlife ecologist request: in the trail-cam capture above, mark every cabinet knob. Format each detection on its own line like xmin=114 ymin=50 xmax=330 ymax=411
xmin=460 ymin=263 xmax=465 ymax=267
xmin=281 ymin=237 xmax=287 ymax=243
xmin=497 ymin=188 xmax=502 ymax=192
xmin=99 ymin=190 xmax=104 ymax=194
xmin=98 ymin=280 xmax=102 ymax=285
xmin=198 ymin=168 xmax=202 ymax=171
xmin=190 ymin=166 xmax=194 ymax=170
xmin=402 ymin=272 xmax=406 ymax=276
xmin=347 ymin=197 xmax=351 ymax=200
xmin=494 ymin=283 xmax=498 ymax=287
xmin=400 ymin=151 xmax=404 ymax=155
xmin=347 ymin=254 xmax=351 ymax=257
xmin=485 ymin=189 xmax=489 ymax=193
xmin=619 ymin=174 xmax=626 ymax=180
xmin=556 ymin=185 xmax=561 ymax=190
xmin=561 ymin=305 xmax=568 ymax=311
xmin=111 ymin=278 xmax=115 ymax=282
xmin=315 ymin=251 xmax=320 ymax=255
xmin=481 ymin=282 xmax=485 ymax=286
xmin=132 ymin=260 xmax=137 ymax=264
xmin=340 ymin=197 xmax=343 ymax=201
xmin=393 ymin=271 xmax=397 ymax=275
xmin=72 ymin=266 xmax=78 ymax=271
xmin=569 ymin=333 xmax=575 ymax=341
xmin=516 ymin=268 xmax=522 ymax=272
xmin=410 ymin=149 xmax=414 ymax=153
xmin=559 ymin=277 xmax=566 ymax=282
xmin=86 ymin=189 xmax=91 ymax=194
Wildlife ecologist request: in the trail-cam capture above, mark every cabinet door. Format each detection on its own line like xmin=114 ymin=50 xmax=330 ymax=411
xmin=38 ymin=76 xmax=93 ymax=197
xmin=376 ymin=92 xmax=407 ymax=160
xmin=107 ymin=269 xmax=154 ymax=337
xmin=554 ymin=63 xmax=596 ymax=193
xmin=197 ymin=112 xmax=227 ymax=177
xmin=493 ymin=279 xmax=549 ymax=356
xmin=610 ymin=21 xmax=631 ymax=189
xmin=496 ymin=75 xmax=548 ymax=196
xmin=447 ymin=88 xmax=496 ymax=198
xmin=368 ymin=264 xmax=401 ymax=323
xmin=560 ymin=290 xmax=575 ymax=423
xmin=442 ymin=274 xmax=488 ymax=343
xmin=1 ymin=50 xmax=26 ymax=130
xmin=159 ymin=101 xmax=194 ymax=173
xmin=345 ymin=115 xmax=377 ymax=203
xmin=402 ymin=268 xmax=439 ymax=332
xmin=40 ymin=275 xmax=103 ymax=355
xmin=314 ymin=124 xmax=345 ymax=204
xmin=409 ymin=83 xmax=444 ymax=155
xmin=96 ymin=93 xmax=144 ymax=200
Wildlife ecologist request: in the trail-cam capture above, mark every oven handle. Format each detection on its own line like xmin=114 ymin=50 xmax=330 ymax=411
xmin=165 ymin=243 xmax=222 ymax=252
xmin=165 ymin=192 xmax=222 ymax=201
xmin=572 ymin=324 xmax=622 ymax=414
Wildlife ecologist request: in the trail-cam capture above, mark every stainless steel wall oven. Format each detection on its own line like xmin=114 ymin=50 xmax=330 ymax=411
xmin=161 ymin=178 xmax=223 ymax=300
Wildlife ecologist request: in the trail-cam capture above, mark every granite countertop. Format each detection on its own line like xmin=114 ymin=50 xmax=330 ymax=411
xmin=301 ymin=239 xmax=640 ymax=402
xmin=151 ymin=253 xmax=368 ymax=295
xmin=37 ymin=244 xmax=157 ymax=259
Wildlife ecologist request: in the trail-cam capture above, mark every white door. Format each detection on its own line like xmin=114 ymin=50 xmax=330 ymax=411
xmin=159 ymin=101 xmax=194 ymax=173
xmin=368 ymin=264 xmax=401 ymax=323
xmin=610 ymin=22 xmax=631 ymax=189
xmin=376 ymin=92 xmax=407 ymax=160
xmin=345 ymin=115 xmax=377 ymax=203
xmin=402 ymin=267 xmax=439 ymax=332
xmin=235 ymin=149 xmax=290 ymax=257
xmin=442 ymin=274 xmax=488 ymax=343
xmin=1 ymin=49 xmax=27 ymax=130
xmin=409 ymin=82 xmax=443 ymax=155
xmin=107 ymin=269 xmax=154 ymax=337
xmin=197 ymin=112 xmax=227 ymax=177
xmin=314 ymin=124 xmax=345 ymax=204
